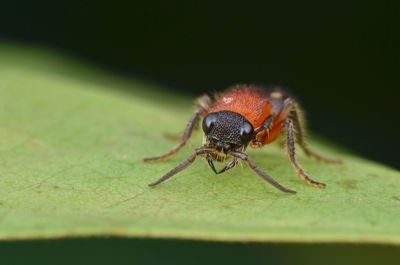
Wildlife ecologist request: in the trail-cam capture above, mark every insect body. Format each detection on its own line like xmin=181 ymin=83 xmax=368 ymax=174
xmin=144 ymin=85 xmax=339 ymax=193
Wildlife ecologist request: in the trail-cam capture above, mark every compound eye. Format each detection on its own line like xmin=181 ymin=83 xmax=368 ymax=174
xmin=202 ymin=113 xmax=218 ymax=134
xmin=240 ymin=122 xmax=254 ymax=144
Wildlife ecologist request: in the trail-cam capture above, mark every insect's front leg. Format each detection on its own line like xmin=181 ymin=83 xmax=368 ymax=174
xmin=250 ymin=116 xmax=273 ymax=148
xmin=144 ymin=95 xmax=211 ymax=162
xmin=148 ymin=147 xmax=215 ymax=186
xmin=231 ymin=151 xmax=296 ymax=193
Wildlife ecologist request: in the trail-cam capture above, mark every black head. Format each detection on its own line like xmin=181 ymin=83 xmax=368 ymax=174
xmin=202 ymin=111 xmax=254 ymax=152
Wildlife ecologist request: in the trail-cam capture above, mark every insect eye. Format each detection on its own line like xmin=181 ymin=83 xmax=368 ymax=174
xmin=202 ymin=113 xmax=218 ymax=134
xmin=240 ymin=122 xmax=254 ymax=144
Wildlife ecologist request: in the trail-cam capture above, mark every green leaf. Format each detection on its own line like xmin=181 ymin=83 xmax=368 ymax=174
xmin=1 ymin=42 xmax=400 ymax=244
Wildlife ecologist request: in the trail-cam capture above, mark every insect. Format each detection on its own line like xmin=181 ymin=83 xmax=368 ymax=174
xmin=144 ymin=85 xmax=339 ymax=193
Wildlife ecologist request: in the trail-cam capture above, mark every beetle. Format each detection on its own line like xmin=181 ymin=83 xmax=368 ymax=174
xmin=144 ymin=84 xmax=339 ymax=193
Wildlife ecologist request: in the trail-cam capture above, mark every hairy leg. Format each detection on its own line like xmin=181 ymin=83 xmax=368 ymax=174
xmin=284 ymin=119 xmax=326 ymax=187
xmin=148 ymin=147 xmax=215 ymax=186
xmin=144 ymin=95 xmax=211 ymax=162
xmin=250 ymin=116 xmax=273 ymax=147
xmin=231 ymin=151 xmax=296 ymax=193
xmin=288 ymin=102 xmax=340 ymax=163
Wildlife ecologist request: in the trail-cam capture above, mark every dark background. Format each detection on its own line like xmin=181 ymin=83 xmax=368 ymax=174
xmin=0 ymin=0 xmax=400 ymax=168
xmin=0 ymin=1 xmax=399 ymax=263
xmin=1 ymin=238 xmax=400 ymax=265
xmin=1 ymin=0 xmax=399 ymax=169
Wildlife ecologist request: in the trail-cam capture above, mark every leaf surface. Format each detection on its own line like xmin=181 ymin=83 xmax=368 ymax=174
xmin=1 ymin=43 xmax=399 ymax=244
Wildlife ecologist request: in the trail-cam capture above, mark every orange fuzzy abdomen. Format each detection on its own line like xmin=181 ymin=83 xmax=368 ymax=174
xmin=207 ymin=87 xmax=272 ymax=129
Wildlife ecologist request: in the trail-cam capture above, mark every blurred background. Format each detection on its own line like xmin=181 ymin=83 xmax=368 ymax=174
xmin=1 ymin=0 xmax=398 ymax=169
xmin=1 ymin=238 xmax=400 ymax=265
xmin=0 ymin=0 xmax=398 ymax=263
